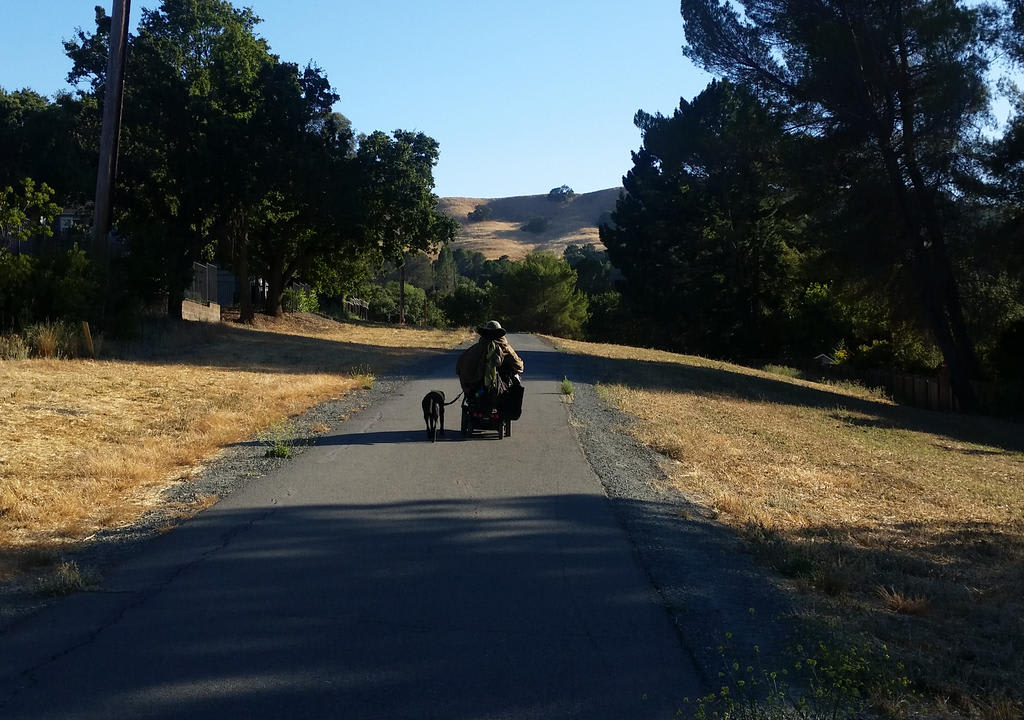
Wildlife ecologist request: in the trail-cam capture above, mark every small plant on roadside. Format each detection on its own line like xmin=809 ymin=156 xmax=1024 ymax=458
xmin=561 ymin=376 xmax=574 ymax=396
xmin=258 ymin=419 xmax=299 ymax=459
xmin=350 ymin=363 xmax=374 ymax=389
xmin=35 ymin=560 xmax=99 ymax=596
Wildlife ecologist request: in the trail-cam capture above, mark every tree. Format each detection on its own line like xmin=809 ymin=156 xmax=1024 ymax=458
xmin=65 ymin=1 xmax=366 ymax=321
xmin=453 ymin=247 xmax=486 ymax=283
xmin=432 ymin=245 xmax=457 ymax=294
xmin=0 ymin=90 xmax=94 ymax=201
xmin=547 ymin=185 xmax=575 ymax=202
xmin=243 ymin=63 xmax=358 ymax=317
xmin=601 ymin=80 xmax=801 ymax=358
xmin=356 ymin=130 xmax=459 ymax=323
xmin=0 ymin=178 xmax=61 ymax=254
xmin=563 ymin=243 xmax=613 ymax=296
xmin=467 ymin=204 xmax=493 ymax=222
xmin=678 ymin=0 xmax=999 ymax=406
xmin=489 ymin=252 xmax=588 ymax=338
xmin=437 ymin=278 xmax=491 ymax=327
xmin=64 ymin=0 xmax=279 ymax=319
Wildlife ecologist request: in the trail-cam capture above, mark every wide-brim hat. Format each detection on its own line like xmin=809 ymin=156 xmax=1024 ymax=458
xmin=476 ymin=320 xmax=506 ymax=338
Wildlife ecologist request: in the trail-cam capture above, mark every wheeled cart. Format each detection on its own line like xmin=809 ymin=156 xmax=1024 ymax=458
xmin=460 ymin=375 xmax=523 ymax=440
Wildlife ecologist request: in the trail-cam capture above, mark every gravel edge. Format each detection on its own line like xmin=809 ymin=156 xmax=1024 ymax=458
xmin=561 ymin=361 xmax=797 ymax=687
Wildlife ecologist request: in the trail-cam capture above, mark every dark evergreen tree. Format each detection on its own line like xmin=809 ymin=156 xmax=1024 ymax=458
xmin=679 ymin=0 xmax=1000 ymax=406
xmin=601 ymin=80 xmax=800 ymax=358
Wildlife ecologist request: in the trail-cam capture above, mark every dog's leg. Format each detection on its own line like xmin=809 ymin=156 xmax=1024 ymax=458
xmin=423 ymin=395 xmax=431 ymax=441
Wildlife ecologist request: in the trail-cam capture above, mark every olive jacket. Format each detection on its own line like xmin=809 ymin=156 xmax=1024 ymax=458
xmin=456 ymin=336 xmax=524 ymax=391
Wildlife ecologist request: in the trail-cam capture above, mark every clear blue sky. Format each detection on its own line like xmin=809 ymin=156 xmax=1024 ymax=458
xmin=0 ymin=0 xmax=712 ymax=199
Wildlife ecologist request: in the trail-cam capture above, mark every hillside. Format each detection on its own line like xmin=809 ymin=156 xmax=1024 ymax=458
xmin=439 ymin=187 xmax=620 ymax=260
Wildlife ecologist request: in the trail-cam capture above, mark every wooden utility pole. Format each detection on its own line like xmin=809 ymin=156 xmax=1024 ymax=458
xmin=93 ymin=0 xmax=132 ymax=260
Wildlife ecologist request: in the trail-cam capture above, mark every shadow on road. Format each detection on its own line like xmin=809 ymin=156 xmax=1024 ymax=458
xmin=1 ymin=495 xmax=707 ymax=719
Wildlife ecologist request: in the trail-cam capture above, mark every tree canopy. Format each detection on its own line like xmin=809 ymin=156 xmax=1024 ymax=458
xmin=602 ymin=80 xmax=804 ymax=358
xmin=677 ymin=0 xmax=1004 ymax=406
xmin=57 ymin=0 xmax=457 ymax=322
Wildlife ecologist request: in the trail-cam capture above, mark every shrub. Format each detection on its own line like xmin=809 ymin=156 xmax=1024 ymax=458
xmin=467 ymin=204 xmax=493 ymax=222
xmin=0 ymin=333 xmax=29 ymax=360
xmin=364 ymin=282 xmax=449 ymax=327
xmin=763 ymin=364 xmax=803 ymax=379
xmin=437 ymin=280 xmax=492 ymax=328
xmin=0 ymin=245 xmax=103 ymax=334
xmin=0 ymin=248 xmax=35 ymax=332
xmin=520 ymin=217 xmax=549 ymax=234
xmin=547 ymin=185 xmax=575 ymax=202
xmin=24 ymin=320 xmax=82 ymax=358
xmin=282 ymin=286 xmax=319 ymax=313
xmin=991 ymin=318 xmax=1024 ymax=381
xmin=364 ymin=284 xmax=399 ymax=323
xmin=32 ymin=244 xmax=104 ymax=324
xmin=26 ymin=322 xmax=60 ymax=358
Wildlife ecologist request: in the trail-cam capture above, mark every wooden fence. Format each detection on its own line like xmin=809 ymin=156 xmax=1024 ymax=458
xmin=812 ymin=364 xmax=1024 ymax=420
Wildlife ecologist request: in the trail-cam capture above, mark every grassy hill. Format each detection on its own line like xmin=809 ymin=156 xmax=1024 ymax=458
xmin=439 ymin=187 xmax=620 ymax=260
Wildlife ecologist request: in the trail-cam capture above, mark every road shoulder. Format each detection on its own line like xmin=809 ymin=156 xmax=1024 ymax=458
xmin=561 ymin=351 xmax=797 ymax=684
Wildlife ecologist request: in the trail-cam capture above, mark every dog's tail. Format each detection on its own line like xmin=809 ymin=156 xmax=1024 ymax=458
xmin=443 ymin=391 xmax=463 ymax=406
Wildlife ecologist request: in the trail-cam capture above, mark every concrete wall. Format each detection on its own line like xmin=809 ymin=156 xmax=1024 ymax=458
xmin=182 ymin=299 xmax=221 ymax=323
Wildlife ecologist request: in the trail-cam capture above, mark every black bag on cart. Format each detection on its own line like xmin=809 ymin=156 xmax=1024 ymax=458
xmin=499 ymin=374 xmax=525 ymax=421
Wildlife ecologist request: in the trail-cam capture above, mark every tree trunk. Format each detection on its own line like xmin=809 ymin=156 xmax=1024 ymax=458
xmin=167 ymin=286 xmax=183 ymax=321
xmin=237 ymin=236 xmax=254 ymax=323
xmin=265 ymin=252 xmax=286 ymax=317
xmin=915 ymin=245 xmax=979 ymax=412
xmin=892 ymin=31 xmax=980 ymax=410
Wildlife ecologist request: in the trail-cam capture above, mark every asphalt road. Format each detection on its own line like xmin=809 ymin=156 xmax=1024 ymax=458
xmin=0 ymin=334 xmax=705 ymax=719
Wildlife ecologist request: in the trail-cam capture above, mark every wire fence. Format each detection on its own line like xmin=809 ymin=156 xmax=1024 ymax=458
xmin=186 ymin=262 xmax=219 ymax=305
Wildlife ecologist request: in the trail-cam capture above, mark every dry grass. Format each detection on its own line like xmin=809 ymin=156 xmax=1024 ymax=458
xmin=0 ymin=313 xmax=469 ymax=583
xmin=439 ymin=188 xmax=617 ymax=260
xmin=552 ymin=336 xmax=1024 ymax=717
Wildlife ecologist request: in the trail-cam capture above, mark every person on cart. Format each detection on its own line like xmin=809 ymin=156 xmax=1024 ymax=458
xmin=456 ymin=320 xmax=524 ymax=406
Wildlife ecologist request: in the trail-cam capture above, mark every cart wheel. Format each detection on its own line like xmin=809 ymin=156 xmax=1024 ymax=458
xmin=497 ymin=421 xmax=504 ymax=439
xmin=461 ymin=411 xmax=471 ymax=437
xmin=504 ymin=419 xmax=511 ymax=437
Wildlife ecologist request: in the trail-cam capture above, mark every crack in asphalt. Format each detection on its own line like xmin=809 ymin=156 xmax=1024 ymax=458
xmin=0 ymin=505 xmax=279 ymax=710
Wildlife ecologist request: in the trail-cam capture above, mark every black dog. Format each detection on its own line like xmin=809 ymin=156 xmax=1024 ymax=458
xmin=422 ymin=390 xmax=446 ymax=442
